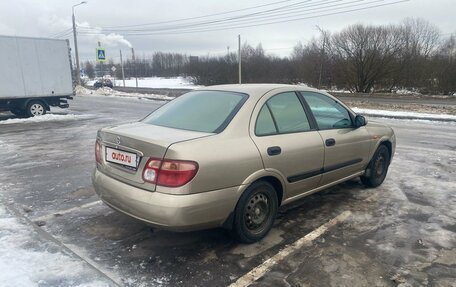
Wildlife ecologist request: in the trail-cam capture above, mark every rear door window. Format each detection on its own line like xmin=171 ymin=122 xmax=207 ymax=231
xmin=255 ymin=92 xmax=311 ymax=136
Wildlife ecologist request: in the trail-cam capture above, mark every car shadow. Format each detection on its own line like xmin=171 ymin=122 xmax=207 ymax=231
xmin=43 ymin=179 xmax=370 ymax=285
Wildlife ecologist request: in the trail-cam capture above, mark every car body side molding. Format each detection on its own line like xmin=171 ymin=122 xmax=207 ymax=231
xmin=287 ymin=158 xmax=363 ymax=183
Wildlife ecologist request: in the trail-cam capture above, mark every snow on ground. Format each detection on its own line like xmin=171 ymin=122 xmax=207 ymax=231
xmin=328 ymin=90 xmax=352 ymax=93
xmin=87 ymin=76 xmax=200 ymax=89
xmin=76 ymin=86 xmax=174 ymax=101
xmin=0 ymin=114 xmax=94 ymax=125
xmin=115 ymin=76 xmax=200 ymax=89
xmin=393 ymin=88 xmax=421 ymax=95
xmin=0 ymin=205 xmax=110 ymax=287
xmin=352 ymin=107 xmax=456 ymax=121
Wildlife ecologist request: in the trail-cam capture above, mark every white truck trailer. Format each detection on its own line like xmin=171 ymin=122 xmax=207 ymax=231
xmin=0 ymin=35 xmax=74 ymax=117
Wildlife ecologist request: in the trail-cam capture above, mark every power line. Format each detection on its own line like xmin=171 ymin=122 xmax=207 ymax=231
xmin=56 ymin=31 xmax=74 ymax=39
xmin=100 ymin=0 xmax=296 ymax=28
xmin=78 ymin=0 xmax=319 ymax=33
xmin=79 ymin=0 xmax=335 ymax=33
xmin=95 ymin=0 xmax=373 ymax=34
xmin=77 ymin=0 xmax=409 ymax=36
xmin=49 ymin=28 xmax=73 ymax=38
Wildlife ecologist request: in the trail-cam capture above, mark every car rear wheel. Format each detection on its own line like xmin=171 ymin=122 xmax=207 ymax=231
xmin=232 ymin=180 xmax=278 ymax=243
xmin=26 ymin=100 xmax=47 ymax=117
xmin=361 ymin=145 xmax=390 ymax=187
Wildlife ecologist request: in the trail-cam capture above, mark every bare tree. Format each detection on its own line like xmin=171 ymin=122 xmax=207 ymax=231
xmin=435 ymin=34 xmax=456 ymax=94
xmin=395 ymin=18 xmax=441 ymax=90
xmin=331 ymin=24 xmax=402 ymax=92
xmin=84 ymin=61 xmax=95 ymax=79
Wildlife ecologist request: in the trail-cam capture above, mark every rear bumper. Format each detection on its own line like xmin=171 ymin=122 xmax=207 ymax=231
xmin=92 ymin=168 xmax=241 ymax=231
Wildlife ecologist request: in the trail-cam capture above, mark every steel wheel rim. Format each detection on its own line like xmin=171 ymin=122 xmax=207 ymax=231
xmin=31 ymin=104 xmax=44 ymax=116
xmin=374 ymin=154 xmax=386 ymax=178
xmin=244 ymin=191 xmax=271 ymax=234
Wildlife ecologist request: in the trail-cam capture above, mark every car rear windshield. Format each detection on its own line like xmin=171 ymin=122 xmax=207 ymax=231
xmin=142 ymin=90 xmax=248 ymax=133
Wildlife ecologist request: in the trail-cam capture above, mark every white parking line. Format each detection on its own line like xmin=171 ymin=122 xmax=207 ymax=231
xmin=229 ymin=210 xmax=352 ymax=287
xmin=32 ymin=200 xmax=102 ymax=222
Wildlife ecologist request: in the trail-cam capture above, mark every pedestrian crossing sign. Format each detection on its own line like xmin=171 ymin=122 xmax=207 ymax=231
xmin=96 ymin=48 xmax=106 ymax=62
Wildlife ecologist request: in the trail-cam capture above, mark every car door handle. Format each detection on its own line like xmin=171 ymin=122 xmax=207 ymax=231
xmin=267 ymin=146 xmax=281 ymax=156
xmin=325 ymin=138 xmax=336 ymax=147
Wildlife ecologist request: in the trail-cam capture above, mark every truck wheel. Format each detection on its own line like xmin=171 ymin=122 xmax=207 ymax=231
xmin=26 ymin=100 xmax=47 ymax=117
xmin=10 ymin=108 xmax=26 ymax=117
xmin=232 ymin=181 xmax=278 ymax=243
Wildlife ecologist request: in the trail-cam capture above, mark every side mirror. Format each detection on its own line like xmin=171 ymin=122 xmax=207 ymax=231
xmin=354 ymin=115 xmax=367 ymax=128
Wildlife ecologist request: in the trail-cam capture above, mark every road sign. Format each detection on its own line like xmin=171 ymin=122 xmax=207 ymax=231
xmin=96 ymin=48 xmax=106 ymax=62
xmin=111 ymin=66 xmax=116 ymax=72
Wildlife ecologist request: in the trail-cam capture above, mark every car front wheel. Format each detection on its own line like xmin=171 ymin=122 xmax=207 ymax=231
xmin=361 ymin=145 xmax=390 ymax=187
xmin=232 ymin=180 xmax=278 ymax=243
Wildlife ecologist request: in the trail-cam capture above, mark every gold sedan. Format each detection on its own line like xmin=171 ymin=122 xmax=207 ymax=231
xmin=92 ymin=84 xmax=395 ymax=243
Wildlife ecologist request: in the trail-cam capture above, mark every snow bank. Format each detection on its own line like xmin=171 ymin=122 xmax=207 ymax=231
xmin=393 ymin=88 xmax=421 ymax=95
xmin=86 ymin=76 xmax=200 ymax=89
xmin=0 ymin=205 xmax=110 ymax=286
xmin=75 ymin=85 xmax=93 ymax=95
xmin=352 ymin=107 xmax=456 ymax=121
xmin=327 ymin=89 xmax=352 ymax=93
xmin=0 ymin=114 xmax=94 ymax=124
xmin=115 ymin=76 xmax=199 ymax=89
xmin=76 ymin=86 xmax=174 ymax=101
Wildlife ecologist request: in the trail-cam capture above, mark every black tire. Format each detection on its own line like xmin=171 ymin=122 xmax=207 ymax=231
xmin=361 ymin=145 xmax=390 ymax=188
xmin=26 ymin=100 xmax=46 ymax=117
xmin=9 ymin=108 xmax=26 ymax=117
xmin=232 ymin=181 xmax=278 ymax=243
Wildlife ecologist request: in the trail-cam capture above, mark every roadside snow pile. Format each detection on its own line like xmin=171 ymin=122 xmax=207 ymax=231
xmin=116 ymin=76 xmax=199 ymax=89
xmin=393 ymin=88 xmax=421 ymax=96
xmin=86 ymin=76 xmax=200 ymax=89
xmin=0 ymin=114 xmax=93 ymax=124
xmin=295 ymin=83 xmax=310 ymax=88
xmin=327 ymin=89 xmax=352 ymax=93
xmin=352 ymin=107 xmax=456 ymax=121
xmin=76 ymin=86 xmax=174 ymax=101
xmin=0 ymin=205 xmax=110 ymax=286
xmin=74 ymin=85 xmax=93 ymax=95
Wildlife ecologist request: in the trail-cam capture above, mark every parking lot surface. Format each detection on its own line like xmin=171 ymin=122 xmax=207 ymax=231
xmin=1 ymin=94 xmax=455 ymax=287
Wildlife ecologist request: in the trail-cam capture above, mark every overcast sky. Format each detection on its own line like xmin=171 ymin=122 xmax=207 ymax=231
xmin=0 ymin=0 xmax=454 ymax=63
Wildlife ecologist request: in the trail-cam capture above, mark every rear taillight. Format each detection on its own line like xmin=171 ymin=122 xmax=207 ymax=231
xmin=143 ymin=158 xmax=198 ymax=187
xmin=95 ymin=140 xmax=102 ymax=164
xmin=143 ymin=159 xmax=161 ymax=183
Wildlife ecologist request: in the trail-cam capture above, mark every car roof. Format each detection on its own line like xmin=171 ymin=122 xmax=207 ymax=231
xmin=197 ymin=83 xmax=320 ymax=99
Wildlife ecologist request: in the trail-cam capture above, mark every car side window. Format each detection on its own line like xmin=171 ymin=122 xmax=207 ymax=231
xmin=255 ymin=92 xmax=311 ymax=136
xmin=302 ymin=92 xmax=353 ymax=129
xmin=255 ymin=105 xmax=277 ymax=136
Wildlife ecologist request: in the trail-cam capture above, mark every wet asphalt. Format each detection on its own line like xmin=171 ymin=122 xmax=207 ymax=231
xmin=0 ymin=94 xmax=455 ymax=287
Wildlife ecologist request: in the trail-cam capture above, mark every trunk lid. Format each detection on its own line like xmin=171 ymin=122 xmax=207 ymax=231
xmin=97 ymin=122 xmax=212 ymax=191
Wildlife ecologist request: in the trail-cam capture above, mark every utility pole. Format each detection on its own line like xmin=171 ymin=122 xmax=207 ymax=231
xmin=72 ymin=1 xmax=87 ymax=85
xmin=131 ymin=48 xmax=138 ymax=89
xmin=238 ymin=34 xmax=242 ymax=84
xmin=120 ymin=50 xmax=125 ymax=87
xmin=316 ymin=25 xmax=327 ymax=89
